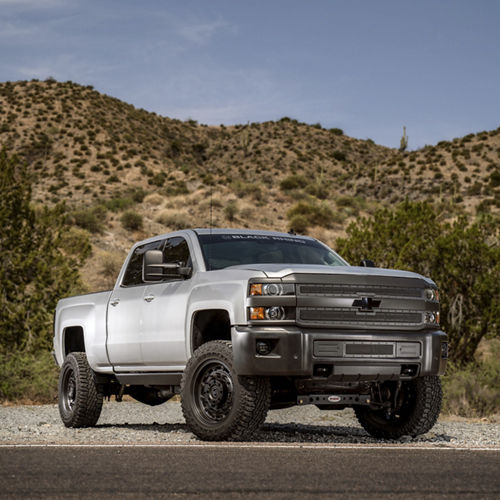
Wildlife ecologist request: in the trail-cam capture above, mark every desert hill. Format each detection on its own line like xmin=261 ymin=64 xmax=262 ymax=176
xmin=1 ymin=79 xmax=498 ymax=290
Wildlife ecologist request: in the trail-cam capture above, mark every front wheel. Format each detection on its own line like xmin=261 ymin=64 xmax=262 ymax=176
xmin=354 ymin=376 xmax=442 ymax=439
xmin=181 ymin=340 xmax=270 ymax=441
xmin=58 ymin=352 xmax=103 ymax=428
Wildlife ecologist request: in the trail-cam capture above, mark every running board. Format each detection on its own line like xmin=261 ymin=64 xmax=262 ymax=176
xmin=115 ymin=372 xmax=182 ymax=386
xmin=297 ymin=394 xmax=371 ymax=406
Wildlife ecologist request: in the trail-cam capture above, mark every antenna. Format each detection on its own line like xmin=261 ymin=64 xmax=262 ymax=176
xmin=209 ymin=186 xmax=213 ymax=235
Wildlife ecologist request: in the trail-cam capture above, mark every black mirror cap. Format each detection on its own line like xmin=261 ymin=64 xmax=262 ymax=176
xmin=360 ymin=259 xmax=376 ymax=268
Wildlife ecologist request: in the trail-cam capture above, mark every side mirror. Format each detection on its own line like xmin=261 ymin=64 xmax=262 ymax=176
xmin=143 ymin=250 xmax=165 ymax=282
xmin=360 ymin=259 xmax=376 ymax=268
xmin=143 ymin=250 xmax=192 ymax=282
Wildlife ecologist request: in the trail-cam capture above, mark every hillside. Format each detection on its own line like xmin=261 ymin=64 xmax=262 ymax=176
xmin=1 ymin=79 xmax=498 ymax=291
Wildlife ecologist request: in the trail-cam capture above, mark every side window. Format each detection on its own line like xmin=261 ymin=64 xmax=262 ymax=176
xmin=121 ymin=240 xmax=164 ymax=287
xmin=163 ymin=237 xmax=191 ymax=268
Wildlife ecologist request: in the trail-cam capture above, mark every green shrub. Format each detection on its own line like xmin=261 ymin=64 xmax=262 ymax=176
xmin=121 ymin=211 xmax=143 ymax=231
xmin=104 ymin=196 xmax=135 ymax=212
xmin=287 ymin=201 xmax=337 ymax=231
xmin=332 ymin=150 xmax=346 ymax=161
xmin=489 ymin=169 xmax=500 ymax=188
xmin=224 ymin=200 xmax=238 ymax=221
xmin=69 ymin=205 xmax=106 ymax=233
xmin=165 ymin=180 xmax=189 ymax=196
xmin=156 ymin=211 xmax=190 ymax=230
xmin=442 ymin=340 xmax=500 ymax=416
xmin=305 ymin=182 xmax=329 ymax=200
xmin=280 ymin=175 xmax=308 ymax=191
xmin=329 ymin=128 xmax=344 ymax=136
xmin=288 ymin=214 xmax=309 ymax=233
xmin=336 ymin=200 xmax=500 ymax=365
xmin=0 ymin=148 xmax=89 ymax=402
xmin=0 ymin=350 xmax=58 ymax=402
xmin=232 ymin=181 xmax=262 ymax=201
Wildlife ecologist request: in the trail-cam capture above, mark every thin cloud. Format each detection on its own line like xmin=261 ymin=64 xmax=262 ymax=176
xmin=0 ymin=0 xmax=66 ymax=6
xmin=177 ymin=19 xmax=234 ymax=45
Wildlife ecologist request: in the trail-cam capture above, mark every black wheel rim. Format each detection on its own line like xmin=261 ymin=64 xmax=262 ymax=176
xmin=62 ymin=367 xmax=77 ymax=414
xmin=191 ymin=359 xmax=234 ymax=425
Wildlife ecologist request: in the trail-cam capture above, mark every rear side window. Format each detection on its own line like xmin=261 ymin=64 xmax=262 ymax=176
xmin=121 ymin=240 xmax=164 ymax=287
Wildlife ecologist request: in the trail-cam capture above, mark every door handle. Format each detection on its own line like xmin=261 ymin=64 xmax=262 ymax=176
xmin=144 ymin=295 xmax=155 ymax=302
xmin=110 ymin=298 xmax=120 ymax=307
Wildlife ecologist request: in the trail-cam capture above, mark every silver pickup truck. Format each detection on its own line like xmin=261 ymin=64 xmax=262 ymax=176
xmin=54 ymin=228 xmax=447 ymax=441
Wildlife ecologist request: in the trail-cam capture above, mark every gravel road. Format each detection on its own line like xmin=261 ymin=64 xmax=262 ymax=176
xmin=1 ymin=401 xmax=498 ymax=447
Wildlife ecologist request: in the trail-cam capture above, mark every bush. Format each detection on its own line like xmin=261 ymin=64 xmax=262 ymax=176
xmin=336 ymin=200 xmax=499 ymax=365
xmin=69 ymin=205 xmax=106 ymax=233
xmin=287 ymin=201 xmax=338 ymax=232
xmin=232 ymin=181 xmax=262 ymax=201
xmin=121 ymin=211 xmax=143 ymax=231
xmin=0 ymin=148 xmax=89 ymax=403
xmin=224 ymin=200 xmax=238 ymax=221
xmin=442 ymin=340 xmax=500 ymax=416
xmin=280 ymin=175 xmax=308 ymax=191
xmin=305 ymin=182 xmax=329 ymax=200
xmin=288 ymin=214 xmax=309 ymax=233
xmin=156 ymin=211 xmax=190 ymax=230
xmin=0 ymin=350 xmax=58 ymax=402
xmin=329 ymin=128 xmax=344 ymax=136
xmin=332 ymin=150 xmax=346 ymax=161
xmin=165 ymin=180 xmax=189 ymax=196
xmin=104 ymin=196 xmax=135 ymax=212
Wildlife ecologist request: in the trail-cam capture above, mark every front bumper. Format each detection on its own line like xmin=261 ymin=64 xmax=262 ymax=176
xmin=231 ymin=326 xmax=447 ymax=380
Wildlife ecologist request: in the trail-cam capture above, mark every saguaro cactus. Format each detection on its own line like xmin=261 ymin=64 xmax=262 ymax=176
xmin=400 ymin=126 xmax=408 ymax=152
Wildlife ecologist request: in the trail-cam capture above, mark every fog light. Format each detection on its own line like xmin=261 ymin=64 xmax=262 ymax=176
xmin=265 ymin=306 xmax=285 ymax=320
xmin=424 ymin=312 xmax=437 ymax=324
xmin=425 ymin=289 xmax=439 ymax=302
xmin=256 ymin=341 xmax=271 ymax=355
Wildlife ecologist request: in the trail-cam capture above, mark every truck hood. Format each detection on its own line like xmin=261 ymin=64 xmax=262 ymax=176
xmin=224 ymin=263 xmax=434 ymax=285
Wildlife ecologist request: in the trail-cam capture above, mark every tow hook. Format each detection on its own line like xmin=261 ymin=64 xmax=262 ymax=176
xmin=297 ymin=394 xmax=371 ymax=406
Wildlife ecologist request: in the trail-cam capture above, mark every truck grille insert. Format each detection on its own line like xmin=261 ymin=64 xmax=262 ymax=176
xmin=295 ymin=278 xmax=427 ymax=330
xmin=299 ymin=284 xmax=421 ymax=298
xmin=299 ymin=308 xmax=422 ymax=325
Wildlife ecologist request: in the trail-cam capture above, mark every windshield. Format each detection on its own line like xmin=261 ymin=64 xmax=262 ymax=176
xmin=197 ymin=233 xmax=348 ymax=270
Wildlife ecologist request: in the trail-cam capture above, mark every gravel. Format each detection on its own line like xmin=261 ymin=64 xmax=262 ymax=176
xmin=1 ymin=401 xmax=499 ymax=447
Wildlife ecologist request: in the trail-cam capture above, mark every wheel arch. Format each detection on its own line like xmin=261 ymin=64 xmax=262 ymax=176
xmin=63 ymin=325 xmax=86 ymax=356
xmin=190 ymin=309 xmax=232 ymax=354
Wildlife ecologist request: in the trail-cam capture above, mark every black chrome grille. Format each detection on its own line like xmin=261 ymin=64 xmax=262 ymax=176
xmin=293 ymin=276 xmax=428 ymax=330
xmin=298 ymin=284 xmax=421 ymax=298
xmin=299 ymin=308 xmax=422 ymax=325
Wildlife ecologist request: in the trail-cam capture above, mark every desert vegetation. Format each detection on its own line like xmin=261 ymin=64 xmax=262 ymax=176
xmin=0 ymin=79 xmax=498 ymax=413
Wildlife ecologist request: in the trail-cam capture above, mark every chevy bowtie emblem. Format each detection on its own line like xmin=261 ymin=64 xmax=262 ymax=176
xmin=352 ymin=297 xmax=381 ymax=310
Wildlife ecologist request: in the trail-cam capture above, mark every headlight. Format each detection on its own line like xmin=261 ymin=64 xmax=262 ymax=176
xmin=249 ymin=306 xmax=286 ymax=320
xmin=424 ymin=288 xmax=439 ymax=302
xmin=249 ymin=283 xmax=295 ymax=296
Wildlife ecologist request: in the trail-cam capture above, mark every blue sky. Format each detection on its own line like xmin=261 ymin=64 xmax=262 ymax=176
xmin=1 ymin=0 xmax=499 ymax=149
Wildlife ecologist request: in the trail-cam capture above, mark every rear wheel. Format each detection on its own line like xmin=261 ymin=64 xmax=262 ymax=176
xmin=181 ymin=340 xmax=270 ymax=441
xmin=58 ymin=352 xmax=103 ymax=428
xmin=354 ymin=376 xmax=442 ymax=439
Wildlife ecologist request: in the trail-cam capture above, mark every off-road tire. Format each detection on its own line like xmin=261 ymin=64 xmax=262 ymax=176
xmin=58 ymin=352 xmax=103 ymax=428
xmin=181 ymin=340 xmax=270 ymax=441
xmin=354 ymin=376 xmax=442 ymax=439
